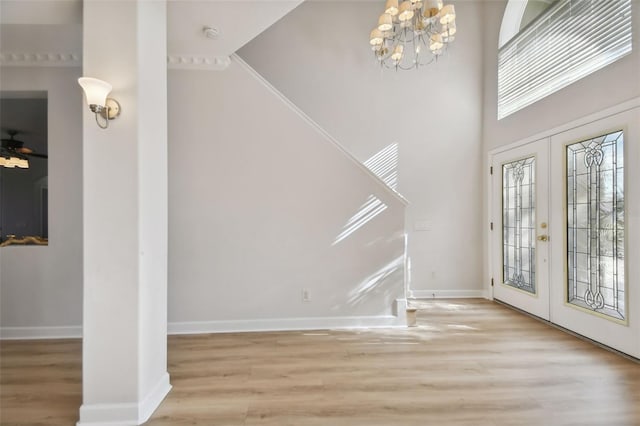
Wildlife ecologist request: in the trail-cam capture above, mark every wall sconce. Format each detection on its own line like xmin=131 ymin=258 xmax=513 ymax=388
xmin=78 ymin=77 xmax=121 ymax=129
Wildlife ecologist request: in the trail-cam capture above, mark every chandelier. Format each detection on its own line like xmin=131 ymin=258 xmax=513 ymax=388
xmin=369 ymin=0 xmax=456 ymax=70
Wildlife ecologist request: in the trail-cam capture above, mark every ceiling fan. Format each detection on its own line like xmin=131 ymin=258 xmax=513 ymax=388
xmin=0 ymin=130 xmax=47 ymax=169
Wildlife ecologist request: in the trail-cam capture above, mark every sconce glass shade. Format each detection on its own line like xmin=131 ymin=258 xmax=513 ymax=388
xmin=78 ymin=77 xmax=112 ymax=108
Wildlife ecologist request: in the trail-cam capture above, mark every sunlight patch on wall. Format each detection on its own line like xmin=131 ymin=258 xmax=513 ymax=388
xmin=364 ymin=143 xmax=398 ymax=190
xmin=346 ymin=255 xmax=404 ymax=306
xmin=333 ymin=195 xmax=388 ymax=245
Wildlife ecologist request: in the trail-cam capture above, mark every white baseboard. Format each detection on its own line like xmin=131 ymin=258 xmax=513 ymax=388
xmin=2 ymin=300 xmax=409 ymax=340
xmin=169 ymin=312 xmax=406 ymax=335
xmin=139 ymin=373 xmax=171 ymax=424
xmin=0 ymin=325 xmax=82 ymax=340
xmin=77 ymin=402 xmax=138 ymax=426
xmin=77 ymin=373 xmax=171 ymax=426
xmin=410 ymin=289 xmax=488 ymax=299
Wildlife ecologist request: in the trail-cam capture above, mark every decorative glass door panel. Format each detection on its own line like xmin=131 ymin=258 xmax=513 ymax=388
xmin=566 ymin=131 xmax=624 ymax=321
xmin=549 ymin=108 xmax=639 ymax=358
xmin=503 ymin=157 xmax=536 ymax=294
xmin=492 ymin=139 xmax=550 ymax=321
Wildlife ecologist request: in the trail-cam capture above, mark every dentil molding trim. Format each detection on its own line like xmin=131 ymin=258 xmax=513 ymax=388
xmin=167 ymin=54 xmax=231 ymax=70
xmin=0 ymin=52 xmax=81 ymax=67
xmin=0 ymin=52 xmax=232 ymax=71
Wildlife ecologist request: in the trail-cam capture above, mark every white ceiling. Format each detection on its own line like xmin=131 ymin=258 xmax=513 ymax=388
xmin=0 ymin=0 xmax=304 ymax=62
xmin=168 ymin=1 xmax=303 ymax=58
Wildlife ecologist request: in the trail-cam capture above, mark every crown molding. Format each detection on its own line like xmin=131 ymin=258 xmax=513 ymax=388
xmin=0 ymin=52 xmax=81 ymax=67
xmin=167 ymin=54 xmax=231 ymax=71
xmin=1 ymin=52 xmax=233 ymax=71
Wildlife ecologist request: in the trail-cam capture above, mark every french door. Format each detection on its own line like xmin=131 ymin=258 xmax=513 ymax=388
xmin=491 ymin=108 xmax=640 ymax=358
xmin=491 ymin=139 xmax=550 ymax=321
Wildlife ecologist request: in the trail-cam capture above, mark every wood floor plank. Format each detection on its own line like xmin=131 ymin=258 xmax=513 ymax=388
xmin=1 ymin=299 xmax=639 ymax=425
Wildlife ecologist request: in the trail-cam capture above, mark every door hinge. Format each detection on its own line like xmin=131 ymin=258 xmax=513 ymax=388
xmin=491 ymin=278 xmax=494 ymax=287
xmin=490 ymin=222 xmax=493 ymax=231
xmin=490 ymin=166 xmax=493 ymax=175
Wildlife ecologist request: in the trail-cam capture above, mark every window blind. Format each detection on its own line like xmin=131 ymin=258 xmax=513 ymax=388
xmin=498 ymin=0 xmax=632 ymax=120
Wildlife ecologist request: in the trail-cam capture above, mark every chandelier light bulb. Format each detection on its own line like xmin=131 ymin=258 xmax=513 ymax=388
xmin=385 ymin=0 xmax=399 ymax=16
xmin=378 ymin=13 xmax=393 ymax=31
xmin=439 ymin=4 xmax=455 ymax=25
xmin=424 ymin=0 xmax=443 ymax=17
xmin=442 ymin=21 xmax=456 ymax=42
xmin=429 ymin=33 xmax=444 ymax=52
xmin=398 ymin=1 xmax=414 ymax=22
xmin=448 ymin=21 xmax=457 ymax=36
xmin=391 ymin=44 xmax=404 ymax=62
xmin=370 ymin=28 xmax=384 ymax=46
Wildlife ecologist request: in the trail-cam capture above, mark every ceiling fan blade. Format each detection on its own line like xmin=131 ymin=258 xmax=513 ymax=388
xmin=26 ymin=152 xmax=48 ymax=159
xmin=18 ymin=147 xmax=33 ymax=154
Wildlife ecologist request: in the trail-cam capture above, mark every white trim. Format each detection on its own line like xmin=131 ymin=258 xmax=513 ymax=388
xmin=139 ymin=373 xmax=171 ymax=424
xmin=168 ymin=313 xmax=406 ymax=335
xmin=231 ymin=53 xmax=409 ymax=207
xmin=393 ymin=298 xmax=408 ymax=317
xmin=410 ymin=289 xmax=488 ymax=299
xmin=77 ymin=373 xmax=171 ymax=426
xmin=498 ymin=0 xmax=527 ymax=48
xmin=77 ymin=402 xmax=138 ymax=426
xmin=489 ymin=98 xmax=640 ymax=156
xmin=0 ymin=325 xmax=82 ymax=340
xmin=0 ymin=52 xmax=81 ymax=67
xmin=167 ymin=54 xmax=230 ymax=70
xmin=1 ymin=300 xmax=409 ymax=340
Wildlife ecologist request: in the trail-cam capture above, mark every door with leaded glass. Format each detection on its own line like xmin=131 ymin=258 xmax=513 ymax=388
xmin=491 ymin=139 xmax=550 ymax=320
xmin=548 ymin=110 xmax=640 ymax=358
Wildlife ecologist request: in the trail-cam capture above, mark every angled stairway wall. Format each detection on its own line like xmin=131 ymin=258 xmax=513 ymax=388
xmin=167 ymin=57 xmax=408 ymax=332
xmin=237 ymin=0 xmax=486 ymax=299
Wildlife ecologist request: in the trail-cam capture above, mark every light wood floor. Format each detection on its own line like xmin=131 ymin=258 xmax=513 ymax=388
xmin=1 ymin=299 xmax=639 ymax=425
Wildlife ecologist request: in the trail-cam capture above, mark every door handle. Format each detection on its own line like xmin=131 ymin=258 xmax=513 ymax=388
xmin=537 ymin=235 xmax=549 ymax=242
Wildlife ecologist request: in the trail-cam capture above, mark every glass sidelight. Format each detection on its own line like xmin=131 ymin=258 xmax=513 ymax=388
xmin=566 ymin=131 xmax=625 ymax=321
xmin=502 ymin=157 xmax=536 ymax=294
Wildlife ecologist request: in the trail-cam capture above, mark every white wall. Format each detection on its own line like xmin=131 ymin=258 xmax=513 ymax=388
xmin=0 ymin=66 xmax=83 ymax=337
xmin=237 ymin=0 xmax=485 ymax=297
xmin=167 ymin=58 xmax=407 ymax=330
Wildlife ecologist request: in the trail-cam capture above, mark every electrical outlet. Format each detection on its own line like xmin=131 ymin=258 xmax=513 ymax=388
xmin=302 ymin=288 xmax=311 ymax=302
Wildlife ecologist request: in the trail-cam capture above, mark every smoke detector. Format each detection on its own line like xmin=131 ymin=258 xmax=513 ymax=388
xmin=203 ymin=26 xmax=220 ymax=39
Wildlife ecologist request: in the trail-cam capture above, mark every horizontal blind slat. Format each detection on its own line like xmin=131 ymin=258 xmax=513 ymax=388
xmin=497 ymin=0 xmax=632 ymax=120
